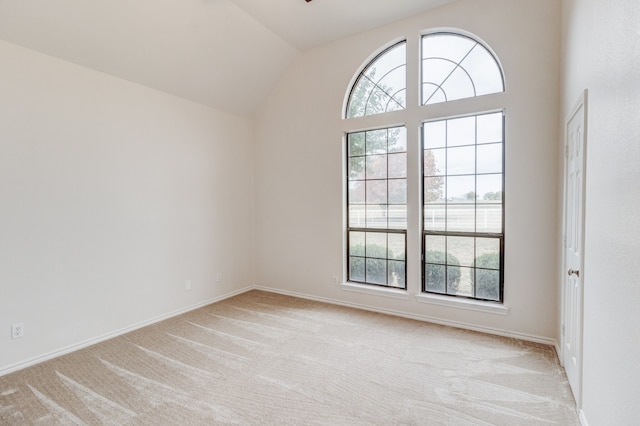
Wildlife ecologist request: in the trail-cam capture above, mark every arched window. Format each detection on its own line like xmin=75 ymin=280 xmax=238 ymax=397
xmin=346 ymin=41 xmax=406 ymax=118
xmin=344 ymin=31 xmax=505 ymax=302
xmin=421 ymin=32 xmax=504 ymax=104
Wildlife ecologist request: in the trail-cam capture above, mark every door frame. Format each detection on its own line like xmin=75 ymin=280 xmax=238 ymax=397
xmin=560 ymin=89 xmax=588 ymax=407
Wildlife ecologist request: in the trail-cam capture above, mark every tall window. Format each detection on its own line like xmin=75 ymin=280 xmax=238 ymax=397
xmin=423 ymin=113 xmax=504 ymax=301
xmin=345 ymin=31 xmax=505 ymax=302
xmin=347 ymin=127 xmax=407 ymax=288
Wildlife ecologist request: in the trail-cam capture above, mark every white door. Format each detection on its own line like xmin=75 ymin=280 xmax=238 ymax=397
xmin=563 ymin=90 xmax=587 ymax=405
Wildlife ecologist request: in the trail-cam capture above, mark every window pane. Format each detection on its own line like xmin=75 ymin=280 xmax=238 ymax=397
xmin=348 ymin=132 xmax=365 ymax=156
xmin=422 ymin=34 xmax=478 ymax=105
xmin=440 ymin=67 xmax=475 ymax=102
xmin=422 ymin=58 xmax=456 ymax=85
xmin=476 ymin=238 xmax=500 ymax=261
xmin=474 ymin=269 xmax=500 ymax=300
xmin=347 ymin=77 xmax=374 ymax=118
xmin=422 ymin=33 xmax=477 ymax=64
xmin=349 ymin=157 xmax=365 ymax=180
xmin=378 ymin=66 xmax=406 ymax=112
xmin=388 ymin=127 xmax=407 ymax=152
xmin=477 ymin=174 xmax=502 ymax=201
xmin=453 ymin=266 xmax=474 ymax=297
xmin=388 ymin=260 xmax=406 ymax=288
xmin=447 ymin=146 xmax=476 ymax=175
xmin=447 ymin=116 xmax=476 ymax=147
xmin=388 ymin=153 xmax=406 ymax=178
xmin=350 ymin=257 xmax=365 ymax=282
xmin=349 ymin=232 xmax=365 ymax=256
xmin=460 ymin=46 xmax=504 ymax=97
xmin=446 ymin=204 xmax=475 ymax=232
xmin=366 ymin=180 xmax=387 ymax=204
xmin=476 ymin=204 xmax=502 ymax=233
xmin=367 ymin=88 xmax=393 ymax=116
xmin=364 ymin=42 xmax=404 ymax=78
xmin=425 ymin=263 xmax=446 ymax=293
xmin=366 ymin=205 xmax=387 ymax=228
xmin=366 ymin=258 xmax=387 ymax=285
xmin=386 ymin=89 xmax=406 ymax=112
xmin=424 ymin=235 xmax=446 ymax=257
xmin=423 ymin=235 xmax=502 ymax=300
xmin=424 ymin=204 xmax=446 ymax=231
xmin=424 ymin=177 xmax=445 ymax=203
xmin=447 ymin=236 xmax=475 ymax=268
xmin=424 ymin=149 xmax=445 ymax=176
xmin=446 ymin=265 xmax=462 ymax=295
xmin=349 ymin=205 xmax=365 ymax=228
xmin=447 ymin=175 xmax=475 ymax=201
xmin=347 ymin=42 xmax=406 ymax=118
xmin=349 ymin=181 xmax=365 ymax=204
xmin=477 ymin=143 xmax=502 ymax=174
xmin=422 ymin=58 xmax=456 ymax=104
xmin=423 ymin=85 xmax=447 ymax=105
xmin=388 ymin=205 xmax=407 ymax=229
xmin=423 ymin=120 xmax=446 ymax=149
xmin=366 ymin=232 xmax=387 ymax=257
xmin=421 ymin=33 xmax=504 ymax=105
xmin=388 ymin=233 xmax=405 ymax=260
xmin=366 ymin=155 xmax=387 ymax=179
xmin=366 ymin=129 xmax=388 ymax=155
xmin=477 ymin=112 xmax=503 ymax=144
xmin=388 ymin=179 xmax=406 ymax=204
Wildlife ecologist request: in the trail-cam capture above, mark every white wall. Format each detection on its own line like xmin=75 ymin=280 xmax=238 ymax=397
xmin=254 ymin=0 xmax=562 ymax=342
xmin=0 ymin=40 xmax=254 ymax=373
xmin=561 ymin=0 xmax=640 ymax=423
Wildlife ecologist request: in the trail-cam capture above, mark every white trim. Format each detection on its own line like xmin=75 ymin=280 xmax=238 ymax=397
xmin=560 ymin=88 xmax=588 ymax=408
xmin=255 ymin=285 xmax=556 ymax=347
xmin=553 ymin=339 xmax=562 ymax=361
xmin=579 ymin=409 xmax=589 ymax=426
xmin=2 ymin=284 xmax=560 ymax=378
xmin=341 ymin=282 xmax=410 ymax=300
xmin=0 ymin=286 xmax=253 ymax=377
xmin=415 ymin=293 xmax=509 ymax=315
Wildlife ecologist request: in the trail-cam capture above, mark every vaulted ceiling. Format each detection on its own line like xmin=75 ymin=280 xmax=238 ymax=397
xmin=0 ymin=0 xmax=454 ymax=116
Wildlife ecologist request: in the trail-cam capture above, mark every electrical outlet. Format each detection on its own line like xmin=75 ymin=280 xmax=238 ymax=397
xmin=216 ymin=273 xmax=223 ymax=283
xmin=11 ymin=323 xmax=24 ymax=339
xmin=333 ymin=276 xmax=340 ymax=285
xmin=185 ymin=280 xmax=192 ymax=291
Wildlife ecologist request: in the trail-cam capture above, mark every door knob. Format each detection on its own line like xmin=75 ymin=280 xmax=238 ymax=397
xmin=568 ymin=268 xmax=580 ymax=277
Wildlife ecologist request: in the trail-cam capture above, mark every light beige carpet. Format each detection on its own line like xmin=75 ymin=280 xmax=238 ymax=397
xmin=0 ymin=290 xmax=578 ymax=425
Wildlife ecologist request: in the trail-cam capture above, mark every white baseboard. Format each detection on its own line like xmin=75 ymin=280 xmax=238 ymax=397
xmin=554 ymin=341 xmax=562 ymax=363
xmin=0 ymin=286 xmax=253 ymax=377
xmin=254 ymin=285 xmax=558 ymax=347
xmin=2 ymin=284 xmax=561 ymax=377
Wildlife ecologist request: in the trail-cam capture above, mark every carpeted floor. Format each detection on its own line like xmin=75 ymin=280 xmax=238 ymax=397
xmin=0 ymin=290 xmax=579 ymax=425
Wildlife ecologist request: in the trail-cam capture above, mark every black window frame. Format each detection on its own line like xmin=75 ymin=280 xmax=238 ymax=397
xmin=346 ymin=126 xmax=408 ymax=290
xmin=343 ymin=30 xmax=506 ymax=302
xmin=421 ymin=111 xmax=505 ymax=302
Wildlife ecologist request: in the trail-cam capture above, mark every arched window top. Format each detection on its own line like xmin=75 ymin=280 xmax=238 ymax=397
xmin=346 ymin=41 xmax=406 ymax=119
xmin=345 ymin=32 xmax=505 ymax=119
xmin=421 ymin=32 xmax=504 ymax=105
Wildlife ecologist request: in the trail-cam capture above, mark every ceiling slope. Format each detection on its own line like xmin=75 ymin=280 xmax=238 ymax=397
xmin=232 ymin=0 xmax=455 ymax=50
xmin=0 ymin=0 xmax=454 ymax=116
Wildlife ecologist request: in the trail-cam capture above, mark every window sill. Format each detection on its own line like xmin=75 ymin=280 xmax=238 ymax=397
xmin=341 ymin=282 xmax=410 ymax=300
xmin=415 ymin=293 xmax=509 ymax=315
